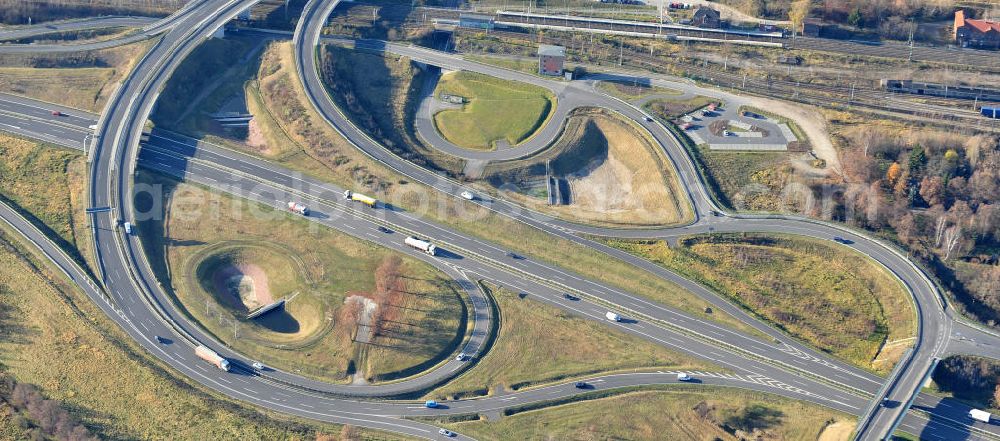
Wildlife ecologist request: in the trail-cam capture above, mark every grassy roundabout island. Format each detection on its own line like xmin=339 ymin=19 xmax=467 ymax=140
xmin=432 ymin=71 xmax=555 ymax=151
xmin=136 ymin=172 xmax=469 ymax=384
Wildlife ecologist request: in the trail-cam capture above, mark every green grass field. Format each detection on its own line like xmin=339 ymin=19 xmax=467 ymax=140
xmin=433 ymin=71 xmax=555 ymax=150
xmin=136 ymin=171 xmax=467 ymax=384
xmin=444 ymin=387 xmax=851 ymax=441
xmin=428 ymin=284 xmax=714 ymax=399
xmin=605 ymin=234 xmax=915 ymax=372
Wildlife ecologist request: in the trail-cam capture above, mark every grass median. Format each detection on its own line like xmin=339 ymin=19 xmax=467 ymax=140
xmin=427 ymin=284 xmax=715 ymax=400
xmin=442 ymin=387 xmax=852 ymax=440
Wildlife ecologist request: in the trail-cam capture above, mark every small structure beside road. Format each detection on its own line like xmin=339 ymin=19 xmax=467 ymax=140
xmin=537 ymin=44 xmax=565 ymax=76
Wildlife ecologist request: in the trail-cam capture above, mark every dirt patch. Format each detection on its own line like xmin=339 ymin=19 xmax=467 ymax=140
xmin=818 ymin=421 xmax=856 ymax=441
xmin=245 ymin=118 xmax=271 ymax=155
xmin=211 ymin=263 xmax=273 ymax=311
xmin=569 ymin=154 xmax=646 ymax=213
xmin=747 ymin=97 xmax=841 ymax=175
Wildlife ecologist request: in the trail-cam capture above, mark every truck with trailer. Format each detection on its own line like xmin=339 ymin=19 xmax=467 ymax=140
xmin=195 ymin=345 xmax=231 ymax=372
xmin=343 ymin=190 xmax=378 ymax=208
xmin=970 ymin=409 xmax=992 ymax=423
xmin=287 ymin=201 xmax=309 ymax=216
xmin=404 ymin=236 xmax=437 ymax=256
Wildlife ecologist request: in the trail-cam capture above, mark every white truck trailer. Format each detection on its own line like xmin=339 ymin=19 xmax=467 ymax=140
xmin=287 ymin=201 xmax=309 ymax=216
xmin=404 ymin=236 xmax=437 ymax=256
xmin=970 ymin=409 xmax=992 ymax=423
xmin=194 ymin=345 xmax=231 ymax=372
xmin=343 ymin=190 xmax=378 ymax=208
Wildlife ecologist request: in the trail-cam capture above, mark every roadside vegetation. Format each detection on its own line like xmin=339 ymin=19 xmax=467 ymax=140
xmin=481 ymin=107 xmax=692 ymax=226
xmin=226 ymin=40 xmax=760 ymax=338
xmin=0 ymin=0 xmax=185 ymax=23
xmin=0 ymin=39 xmax=153 ymax=112
xmin=135 ymin=171 xmax=467 ymax=384
xmin=931 ymin=355 xmax=1000 ymax=412
xmin=432 ymin=71 xmax=555 ymax=151
xmin=429 ymin=284 xmax=714 ymax=400
xmin=0 ymin=131 xmax=93 ymax=273
xmin=605 ymin=233 xmax=914 ymax=372
xmin=0 ymin=223 xmax=408 ymax=441
xmin=443 ymin=387 xmax=851 ymax=441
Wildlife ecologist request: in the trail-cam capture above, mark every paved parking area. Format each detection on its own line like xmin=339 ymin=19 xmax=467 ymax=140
xmin=682 ymin=105 xmax=798 ymax=151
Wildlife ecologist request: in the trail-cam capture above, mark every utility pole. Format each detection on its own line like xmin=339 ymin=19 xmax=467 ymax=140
xmin=742 ymin=73 xmax=747 ymax=89
xmin=618 ymin=36 xmax=624 ymax=66
xmin=907 ymin=19 xmax=915 ymax=62
xmin=850 ymin=82 xmax=856 ymax=104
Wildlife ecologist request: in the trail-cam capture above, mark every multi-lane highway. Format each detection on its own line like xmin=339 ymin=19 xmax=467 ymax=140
xmin=1 ymin=1 xmax=1000 ymax=439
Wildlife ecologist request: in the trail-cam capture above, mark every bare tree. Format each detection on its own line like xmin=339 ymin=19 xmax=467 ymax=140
xmin=943 ymin=225 xmax=962 ymax=260
xmin=934 ymin=215 xmax=947 ymax=247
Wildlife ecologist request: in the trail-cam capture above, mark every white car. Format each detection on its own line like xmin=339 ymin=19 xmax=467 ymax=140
xmin=460 ymin=191 xmax=474 ymax=200
xmin=455 ymin=352 xmax=467 ymax=361
xmin=122 ymin=221 xmax=133 ymax=235
xmin=252 ymin=361 xmax=264 ymax=370
xmin=677 ymin=372 xmax=692 ymax=381
xmin=438 ymin=428 xmax=456 ymax=437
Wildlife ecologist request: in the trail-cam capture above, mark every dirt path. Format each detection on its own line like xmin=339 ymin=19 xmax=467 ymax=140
xmin=818 ymin=421 xmax=856 ymax=441
xmin=748 ymin=97 xmax=842 ymax=176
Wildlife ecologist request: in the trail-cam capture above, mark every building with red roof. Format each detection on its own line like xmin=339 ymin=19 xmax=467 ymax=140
xmin=954 ymin=10 xmax=1000 ymax=49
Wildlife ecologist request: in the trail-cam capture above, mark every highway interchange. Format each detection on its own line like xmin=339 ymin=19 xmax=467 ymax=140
xmin=0 ymin=1 xmax=1000 ymax=439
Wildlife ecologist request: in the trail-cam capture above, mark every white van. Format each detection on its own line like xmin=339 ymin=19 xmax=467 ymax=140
xmin=605 ymin=311 xmax=621 ymax=322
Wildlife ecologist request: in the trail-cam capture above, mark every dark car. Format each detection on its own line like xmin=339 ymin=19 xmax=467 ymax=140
xmin=574 ymin=381 xmax=589 ymax=389
xmin=51 ymin=110 xmax=63 ymax=117
xmin=377 ymin=225 xmax=392 ymax=233
xmin=563 ymin=293 xmax=579 ymax=301
xmin=154 ymin=335 xmax=165 ymax=343
xmin=507 ymin=252 xmax=524 ymax=260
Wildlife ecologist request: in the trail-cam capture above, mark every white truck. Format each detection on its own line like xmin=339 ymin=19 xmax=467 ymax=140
xmin=343 ymin=190 xmax=378 ymax=208
xmin=194 ymin=345 xmax=230 ymax=372
xmin=287 ymin=201 xmax=309 ymax=216
xmin=970 ymin=409 xmax=992 ymax=423
xmin=605 ymin=311 xmax=621 ymax=322
xmin=404 ymin=236 xmax=437 ymax=256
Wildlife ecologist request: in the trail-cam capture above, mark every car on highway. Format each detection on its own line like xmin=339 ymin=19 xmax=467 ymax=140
xmin=438 ymin=428 xmax=456 ymax=437
xmin=460 ymin=190 xmax=474 ymax=200
xmin=122 ymin=221 xmax=133 ymax=235
xmin=154 ymin=335 xmax=165 ymax=343
xmin=455 ymin=352 xmax=467 ymax=361
xmin=425 ymin=400 xmax=439 ymax=408
xmin=507 ymin=252 xmax=524 ymax=260
xmin=50 ymin=110 xmax=62 ymax=117
xmin=377 ymin=225 xmax=392 ymax=233
xmin=563 ymin=293 xmax=579 ymax=301
xmin=677 ymin=372 xmax=692 ymax=381
xmin=723 ymin=130 xmax=732 ymax=136
xmin=832 ymin=236 xmax=854 ymax=244
xmin=252 ymin=361 xmax=264 ymax=370
xmin=574 ymin=381 xmax=589 ymax=389
xmin=643 ymin=116 xmax=653 ymax=122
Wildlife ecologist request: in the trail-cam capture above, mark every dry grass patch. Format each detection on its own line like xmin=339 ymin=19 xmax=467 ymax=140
xmin=484 ymin=108 xmax=692 ymax=226
xmin=605 ymin=234 xmax=915 ymax=372
xmin=0 ymin=39 xmax=153 ymax=111
xmin=0 ymin=228 xmax=410 ymax=441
